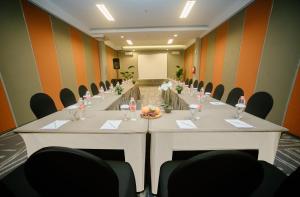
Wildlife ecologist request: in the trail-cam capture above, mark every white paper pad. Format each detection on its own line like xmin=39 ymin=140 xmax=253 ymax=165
xmin=176 ymin=120 xmax=197 ymax=129
xmin=225 ymin=119 xmax=254 ymax=128
xmin=93 ymin=95 xmax=102 ymax=98
xmin=100 ymin=120 xmax=122 ymax=130
xmin=41 ymin=120 xmax=70 ymax=130
xmin=210 ymin=101 xmax=225 ymax=105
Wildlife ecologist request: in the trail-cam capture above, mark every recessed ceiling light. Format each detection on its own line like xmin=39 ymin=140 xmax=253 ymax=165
xmin=180 ymin=1 xmax=196 ymax=18
xmin=126 ymin=40 xmax=133 ymax=45
xmin=166 ymin=49 xmax=169 ymax=51
xmin=96 ymin=4 xmax=115 ymax=21
xmin=121 ymin=35 xmax=124 ymax=38
xmin=132 ymin=49 xmax=135 ymax=52
xmin=167 ymin=39 xmax=173 ymax=44
xmin=174 ymin=34 xmax=178 ymax=37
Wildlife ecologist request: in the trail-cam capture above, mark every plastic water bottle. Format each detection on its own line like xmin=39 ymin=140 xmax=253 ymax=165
xmin=235 ymin=96 xmax=246 ymax=119
xmin=129 ymin=97 xmax=137 ymax=120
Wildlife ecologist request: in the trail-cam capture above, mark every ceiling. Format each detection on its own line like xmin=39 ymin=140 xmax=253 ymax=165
xmin=29 ymin=0 xmax=253 ymax=50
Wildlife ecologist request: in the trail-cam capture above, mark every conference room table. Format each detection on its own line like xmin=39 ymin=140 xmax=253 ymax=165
xmin=150 ymin=84 xmax=288 ymax=194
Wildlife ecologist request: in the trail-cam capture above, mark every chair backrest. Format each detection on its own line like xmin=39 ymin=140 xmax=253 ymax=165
xmin=193 ymin=80 xmax=198 ymax=88
xmin=30 ymin=93 xmax=57 ymax=119
xmin=212 ymin=84 xmax=225 ymax=100
xmin=204 ymin=82 xmax=213 ymax=93
xmin=275 ymin=167 xmax=300 ymax=197
xmin=168 ymin=151 xmax=263 ymax=197
xmin=105 ymin=80 xmax=111 ymax=90
xmin=99 ymin=81 xmax=107 ymax=91
xmin=197 ymin=81 xmax=204 ymax=91
xmin=111 ymin=79 xmax=117 ymax=87
xmin=60 ymin=88 xmax=77 ymax=108
xmin=90 ymin=83 xmax=99 ymax=96
xmin=118 ymin=79 xmax=123 ymax=84
xmin=78 ymin=85 xmax=88 ymax=98
xmin=188 ymin=79 xmax=193 ymax=87
xmin=226 ymin=87 xmax=244 ymax=106
xmin=24 ymin=147 xmax=119 ymax=197
xmin=185 ymin=79 xmax=189 ymax=85
xmin=245 ymin=91 xmax=273 ymax=119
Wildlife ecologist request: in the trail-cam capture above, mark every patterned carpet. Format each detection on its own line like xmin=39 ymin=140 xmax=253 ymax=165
xmin=0 ymin=86 xmax=299 ymax=196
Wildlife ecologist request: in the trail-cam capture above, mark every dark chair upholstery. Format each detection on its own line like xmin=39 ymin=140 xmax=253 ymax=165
xmin=226 ymin=87 xmax=244 ymax=107
xmin=212 ymin=84 xmax=225 ymax=100
xmin=78 ymin=85 xmax=88 ymax=98
xmin=188 ymin=79 xmax=193 ymax=88
xmin=204 ymin=82 xmax=213 ymax=93
xmin=111 ymin=79 xmax=118 ymax=87
xmin=30 ymin=93 xmax=57 ymax=119
xmin=158 ymin=150 xmax=264 ymax=197
xmin=274 ymin=166 xmax=300 ymax=197
xmin=60 ymin=88 xmax=77 ymax=108
xmin=245 ymin=91 xmax=273 ymax=119
xmin=192 ymin=80 xmax=198 ymax=88
xmin=24 ymin=147 xmax=136 ymax=197
xmin=105 ymin=80 xmax=111 ymax=90
xmin=90 ymin=83 xmax=99 ymax=96
xmin=99 ymin=81 xmax=107 ymax=91
xmin=197 ymin=81 xmax=204 ymax=92
xmin=185 ymin=79 xmax=189 ymax=85
xmin=118 ymin=79 xmax=123 ymax=84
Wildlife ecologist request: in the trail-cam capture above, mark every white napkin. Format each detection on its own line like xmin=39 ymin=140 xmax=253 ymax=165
xmin=100 ymin=120 xmax=122 ymax=130
xmin=41 ymin=120 xmax=70 ymax=130
xmin=176 ymin=120 xmax=197 ymax=129
xmin=225 ymin=119 xmax=254 ymax=128
xmin=210 ymin=101 xmax=225 ymax=105
xmin=93 ymin=95 xmax=102 ymax=98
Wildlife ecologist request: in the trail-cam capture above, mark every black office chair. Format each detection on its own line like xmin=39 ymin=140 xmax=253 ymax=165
xmin=274 ymin=167 xmax=300 ymax=197
xmin=204 ymin=82 xmax=213 ymax=93
xmin=99 ymin=81 xmax=107 ymax=91
xmin=158 ymin=150 xmax=264 ymax=197
xmin=212 ymin=84 xmax=225 ymax=100
xmin=245 ymin=91 xmax=273 ymax=119
xmin=185 ymin=79 xmax=189 ymax=85
xmin=24 ymin=147 xmax=136 ymax=197
xmin=105 ymin=80 xmax=111 ymax=90
xmin=226 ymin=87 xmax=244 ymax=107
xmin=192 ymin=80 xmax=198 ymax=88
xmin=111 ymin=79 xmax=117 ymax=87
xmin=188 ymin=79 xmax=193 ymax=88
xmin=90 ymin=83 xmax=99 ymax=96
xmin=60 ymin=88 xmax=77 ymax=108
xmin=78 ymin=85 xmax=88 ymax=98
xmin=118 ymin=79 xmax=123 ymax=84
xmin=30 ymin=93 xmax=57 ymax=119
xmin=197 ymin=81 xmax=204 ymax=92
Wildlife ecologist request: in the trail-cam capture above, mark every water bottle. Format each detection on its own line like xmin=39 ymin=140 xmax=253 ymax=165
xmin=129 ymin=97 xmax=137 ymax=120
xmin=235 ymin=96 xmax=246 ymax=119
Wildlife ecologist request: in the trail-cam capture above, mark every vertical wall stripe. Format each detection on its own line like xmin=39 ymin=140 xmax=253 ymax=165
xmin=22 ymin=0 xmax=63 ymax=109
xmin=106 ymin=46 xmax=117 ymax=81
xmin=70 ymin=27 xmax=88 ymax=88
xmin=255 ymin=0 xmax=300 ymax=124
xmin=212 ymin=22 xmax=228 ymax=86
xmin=0 ymin=79 xmax=16 ymax=132
xmin=204 ymin=31 xmax=216 ymax=83
xmin=51 ymin=16 xmax=78 ymax=97
xmin=184 ymin=44 xmax=195 ymax=79
xmin=91 ymin=39 xmax=101 ymax=83
xmin=82 ymin=34 xmax=95 ymax=87
xmin=0 ymin=0 xmax=42 ymax=126
xmin=284 ymin=69 xmax=300 ymax=136
xmin=221 ymin=11 xmax=245 ymax=101
xmin=235 ymin=0 xmax=272 ymax=99
xmin=199 ymin=36 xmax=208 ymax=81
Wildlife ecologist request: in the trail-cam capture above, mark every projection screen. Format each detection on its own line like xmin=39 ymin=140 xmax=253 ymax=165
xmin=138 ymin=53 xmax=167 ymax=79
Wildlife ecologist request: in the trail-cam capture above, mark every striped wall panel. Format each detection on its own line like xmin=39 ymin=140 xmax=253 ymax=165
xmin=184 ymin=44 xmax=195 ymax=79
xmin=199 ymin=37 xmax=208 ymax=81
xmin=0 ymin=79 xmax=15 ymax=132
xmin=106 ymin=46 xmax=118 ymax=81
xmin=204 ymin=31 xmax=216 ymax=83
xmin=91 ymin=39 xmax=101 ymax=84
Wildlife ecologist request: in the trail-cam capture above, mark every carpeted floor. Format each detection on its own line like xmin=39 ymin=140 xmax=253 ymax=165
xmin=0 ymin=86 xmax=299 ymax=196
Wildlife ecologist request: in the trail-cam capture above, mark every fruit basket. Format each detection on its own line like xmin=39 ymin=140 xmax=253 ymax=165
xmin=140 ymin=105 xmax=162 ymax=119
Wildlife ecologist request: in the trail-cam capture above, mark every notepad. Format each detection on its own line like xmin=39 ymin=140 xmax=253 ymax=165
xmin=176 ymin=120 xmax=197 ymax=129
xmin=41 ymin=120 xmax=70 ymax=130
xmin=210 ymin=101 xmax=225 ymax=105
xmin=225 ymin=119 xmax=254 ymax=128
xmin=100 ymin=120 xmax=122 ymax=130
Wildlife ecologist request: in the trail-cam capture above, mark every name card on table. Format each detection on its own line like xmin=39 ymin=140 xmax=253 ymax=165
xmin=41 ymin=120 xmax=70 ymax=130
xmin=176 ymin=120 xmax=197 ymax=129
xmin=100 ymin=120 xmax=122 ymax=130
xmin=225 ymin=119 xmax=254 ymax=128
xmin=210 ymin=101 xmax=225 ymax=105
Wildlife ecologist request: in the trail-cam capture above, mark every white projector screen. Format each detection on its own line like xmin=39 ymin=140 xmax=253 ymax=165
xmin=138 ymin=53 xmax=167 ymax=79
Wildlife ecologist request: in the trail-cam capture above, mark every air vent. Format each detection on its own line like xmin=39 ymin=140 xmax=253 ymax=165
xmin=171 ymin=51 xmax=180 ymax=55
xmin=124 ymin=52 xmax=133 ymax=56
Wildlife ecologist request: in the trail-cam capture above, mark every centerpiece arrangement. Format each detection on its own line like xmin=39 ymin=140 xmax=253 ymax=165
xmin=114 ymin=84 xmax=123 ymax=95
xmin=176 ymin=84 xmax=183 ymax=94
xmin=120 ymin=65 xmax=136 ymax=84
xmin=141 ymin=105 xmax=161 ymax=119
xmin=159 ymin=80 xmax=173 ymax=113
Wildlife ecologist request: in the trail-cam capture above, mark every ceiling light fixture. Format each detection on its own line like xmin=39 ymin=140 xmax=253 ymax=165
xmin=167 ymin=39 xmax=173 ymax=44
xmin=174 ymin=34 xmax=178 ymax=37
xmin=96 ymin=4 xmax=115 ymax=21
xmin=179 ymin=1 xmax=196 ymax=18
xmin=121 ymin=35 xmax=124 ymax=38
xmin=126 ymin=40 xmax=133 ymax=45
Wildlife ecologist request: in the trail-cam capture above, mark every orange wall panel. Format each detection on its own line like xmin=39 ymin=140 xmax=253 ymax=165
xmin=91 ymin=39 xmax=101 ymax=83
xmin=70 ymin=28 xmax=88 ymax=87
xmin=235 ymin=0 xmax=272 ymax=99
xmin=212 ymin=22 xmax=228 ymax=86
xmin=184 ymin=44 xmax=195 ymax=79
xmin=0 ymin=81 xmax=15 ymax=132
xmin=199 ymin=37 xmax=208 ymax=81
xmin=22 ymin=1 xmax=63 ymax=109
xmin=284 ymin=70 xmax=300 ymax=137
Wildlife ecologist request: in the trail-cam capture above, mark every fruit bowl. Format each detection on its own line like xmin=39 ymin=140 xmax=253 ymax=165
xmin=140 ymin=105 xmax=161 ymax=119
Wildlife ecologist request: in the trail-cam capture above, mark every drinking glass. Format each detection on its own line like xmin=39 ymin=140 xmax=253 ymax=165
xmin=120 ymin=104 xmax=130 ymax=120
xmin=189 ymin=104 xmax=200 ymax=120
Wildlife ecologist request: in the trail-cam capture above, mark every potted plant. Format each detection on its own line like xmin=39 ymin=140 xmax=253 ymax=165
xmin=120 ymin=65 xmax=135 ymax=83
xmin=114 ymin=84 xmax=123 ymax=95
xmin=176 ymin=85 xmax=183 ymax=94
xmin=175 ymin=65 xmax=183 ymax=81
